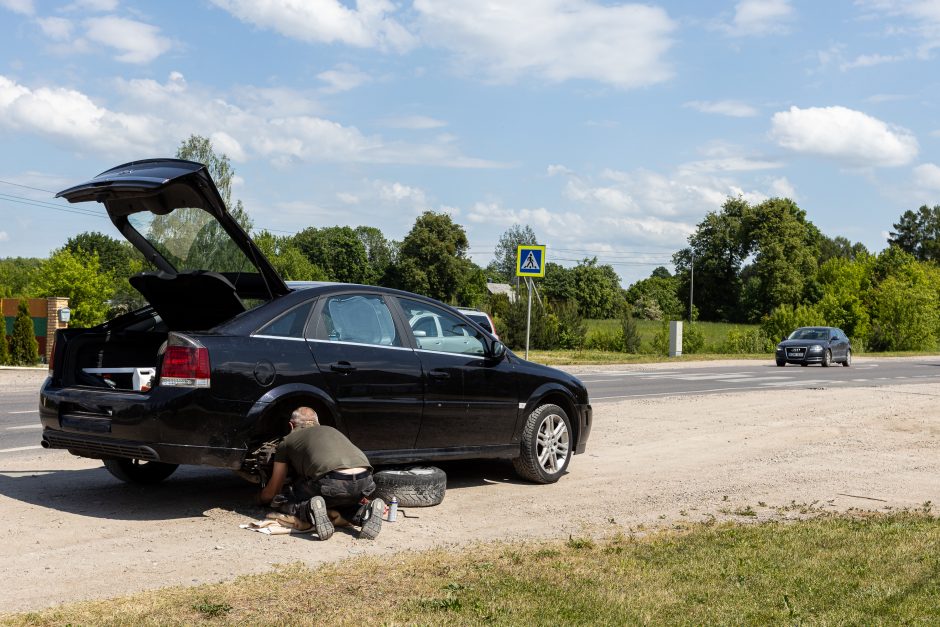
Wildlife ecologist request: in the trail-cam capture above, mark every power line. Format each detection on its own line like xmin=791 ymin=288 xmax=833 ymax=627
xmin=0 ymin=192 xmax=108 ymax=219
xmin=0 ymin=178 xmax=57 ymax=194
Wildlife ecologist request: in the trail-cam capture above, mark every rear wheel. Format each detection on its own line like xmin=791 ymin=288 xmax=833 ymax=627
xmin=512 ymin=403 xmax=572 ymax=484
xmin=103 ymin=459 xmax=178 ymax=485
xmin=843 ymin=349 xmax=852 ymax=367
xmin=822 ymin=349 xmax=832 ymax=367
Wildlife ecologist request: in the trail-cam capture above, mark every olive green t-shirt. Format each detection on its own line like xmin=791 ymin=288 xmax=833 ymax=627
xmin=273 ymin=425 xmax=371 ymax=480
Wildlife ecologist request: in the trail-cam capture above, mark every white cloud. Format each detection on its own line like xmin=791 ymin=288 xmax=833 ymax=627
xmin=853 ymin=1 xmax=940 ymax=60
xmin=63 ymin=0 xmax=119 ymax=10
xmin=914 ymin=163 xmax=940 ymax=189
xmin=547 ymin=164 xmax=573 ymax=177
xmin=336 ymin=192 xmax=359 ymax=204
xmin=683 ymin=100 xmax=758 ymax=117
xmin=840 ymin=52 xmax=906 ymax=71
xmin=677 ymin=156 xmax=783 ymax=175
xmin=723 ymin=0 xmax=794 ymax=36
xmin=0 ymin=74 xmax=160 ymax=156
xmin=379 ymin=181 xmax=427 ymax=206
xmin=0 ymin=231 xmax=8 ymax=242
xmin=415 ymin=0 xmax=676 ymax=88
xmin=381 ymin=115 xmax=447 ymax=130
xmin=209 ymin=0 xmax=416 ymax=52
xmin=770 ymin=176 xmax=797 ymax=198
xmin=317 ymin=64 xmax=371 ymax=94
xmin=0 ymin=0 xmax=33 ymax=15
xmin=770 ymin=105 xmax=918 ymax=167
xmin=83 ymin=16 xmax=172 ymax=64
xmin=210 ymin=131 xmax=246 ymax=162
xmin=36 ymin=16 xmax=73 ymax=41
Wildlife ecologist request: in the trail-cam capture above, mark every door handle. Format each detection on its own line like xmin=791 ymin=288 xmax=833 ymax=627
xmin=428 ymin=369 xmax=450 ymax=380
xmin=330 ymin=362 xmax=356 ymax=374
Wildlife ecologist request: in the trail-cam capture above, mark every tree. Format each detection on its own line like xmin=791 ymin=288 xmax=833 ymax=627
xmin=541 ymin=262 xmax=576 ymax=302
xmin=491 ymin=224 xmax=538 ymax=282
xmin=9 ymin=301 xmax=38 ymax=365
xmin=390 ymin=212 xmax=474 ymax=303
xmin=254 ymin=231 xmax=326 ymax=281
xmin=625 ymin=273 xmax=682 ymax=320
xmin=570 ymin=258 xmax=623 ymax=319
xmin=674 ymin=196 xmax=754 ymax=322
xmin=818 ymin=235 xmax=868 ymax=265
xmin=355 ymin=226 xmax=396 ymax=283
xmin=30 ymin=249 xmax=114 ymax=328
xmin=0 ymin=257 xmax=42 ymax=297
xmin=292 ymin=226 xmax=371 ymax=284
xmin=888 ymin=205 xmax=940 ymax=261
xmin=0 ymin=308 xmax=9 ymax=365
xmin=65 ymin=232 xmax=145 ymax=316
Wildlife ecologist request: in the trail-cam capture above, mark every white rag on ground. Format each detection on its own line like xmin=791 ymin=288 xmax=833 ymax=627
xmin=239 ymin=519 xmax=311 ymax=535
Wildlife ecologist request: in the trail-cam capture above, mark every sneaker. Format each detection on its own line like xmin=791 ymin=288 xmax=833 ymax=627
xmin=265 ymin=511 xmax=312 ymax=532
xmin=305 ymin=496 xmax=334 ymax=540
xmin=358 ymin=498 xmax=385 ymax=540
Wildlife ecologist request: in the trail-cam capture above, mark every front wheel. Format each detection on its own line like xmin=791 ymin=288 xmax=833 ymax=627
xmin=776 ymin=359 xmax=786 ymax=367
xmin=512 ymin=403 xmax=572 ymax=484
xmin=843 ymin=349 xmax=852 ymax=367
xmin=822 ymin=349 xmax=832 ymax=367
xmin=103 ymin=459 xmax=179 ymax=485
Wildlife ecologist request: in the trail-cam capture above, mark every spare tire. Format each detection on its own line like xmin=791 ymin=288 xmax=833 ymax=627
xmin=372 ymin=466 xmax=446 ymax=507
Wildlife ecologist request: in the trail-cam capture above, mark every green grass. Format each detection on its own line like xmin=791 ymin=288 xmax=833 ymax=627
xmin=7 ymin=513 xmax=940 ymax=625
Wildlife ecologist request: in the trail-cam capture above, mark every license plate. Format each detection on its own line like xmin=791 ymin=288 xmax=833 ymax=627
xmin=788 ymin=349 xmax=804 ymax=355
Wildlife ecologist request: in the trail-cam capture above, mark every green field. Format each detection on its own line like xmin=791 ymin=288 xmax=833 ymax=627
xmin=585 ymin=319 xmax=756 ymax=349
xmin=8 ymin=513 xmax=940 ymax=625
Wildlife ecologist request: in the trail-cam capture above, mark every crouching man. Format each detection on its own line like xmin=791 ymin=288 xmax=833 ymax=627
xmin=257 ymin=406 xmax=385 ymax=540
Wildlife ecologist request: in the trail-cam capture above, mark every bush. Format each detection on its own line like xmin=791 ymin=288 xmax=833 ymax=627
xmin=585 ymin=328 xmax=623 ymax=351
xmin=761 ymin=304 xmax=824 ymax=344
xmin=683 ymin=323 xmax=706 ymax=354
xmin=9 ymin=301 xmax=39 ymax=365
xmin=721 ymin=326 xmax=774 ymax=354
xmin=620 ymin=304 xmax=642 ymax=353
xmin=651 ymin=321 xmax=670 ymax=356
xmin=554 ymin=300 xmax=587 ymax=350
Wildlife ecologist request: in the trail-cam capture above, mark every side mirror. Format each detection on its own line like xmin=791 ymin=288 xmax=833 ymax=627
xmin=413 ymin=330 xmax=427 ymax=338
xmin=830 ymin=336 xmax=837 ymax=342
xmin=489 ymin=340 xmax=507 ymax=360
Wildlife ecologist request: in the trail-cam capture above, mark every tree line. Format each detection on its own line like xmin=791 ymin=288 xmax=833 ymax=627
xmin=2 ymin=134 xmax=939 ymax=357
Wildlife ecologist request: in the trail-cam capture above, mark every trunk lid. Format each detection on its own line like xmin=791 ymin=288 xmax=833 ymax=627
xmin=57 ymin=159 xmax=289 ymax=330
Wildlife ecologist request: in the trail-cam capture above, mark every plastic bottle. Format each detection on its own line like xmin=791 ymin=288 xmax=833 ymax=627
xmin=388 ymin=496 xmax=398 ymax=522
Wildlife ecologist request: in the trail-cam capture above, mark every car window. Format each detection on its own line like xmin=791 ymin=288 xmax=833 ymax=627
xmin=317 ymin=294 xmax=401 ymax=347
xmin=465 ymin=313 xmax=493 ymax=334
xmin=257 ymin=301 xmax=314 ymax=338
xmin=411 ymin=314 xmax=441 ymax=338
xmin=400 ymin=299 xmax=485 ymax=356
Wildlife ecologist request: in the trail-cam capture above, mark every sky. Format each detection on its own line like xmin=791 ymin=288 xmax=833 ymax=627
xmin=0 ymin=0 xmax=938 ymax=287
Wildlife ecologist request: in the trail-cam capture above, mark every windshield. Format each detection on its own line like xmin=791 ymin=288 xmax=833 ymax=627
xmin=128 ymin=207 xmax=255 ymax=274
xmin=789 ymin=328 xmax=829 ymax=341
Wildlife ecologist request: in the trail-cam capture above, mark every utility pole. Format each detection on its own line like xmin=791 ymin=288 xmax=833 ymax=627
xmin=689 ymin=250 xmax=694 ymax=321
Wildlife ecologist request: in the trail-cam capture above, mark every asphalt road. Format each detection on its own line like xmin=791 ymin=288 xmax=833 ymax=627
xmin=580 ymin=358 xmax=940 ymax=403
xmin=2 ymin=358 xmax=939 ymax=462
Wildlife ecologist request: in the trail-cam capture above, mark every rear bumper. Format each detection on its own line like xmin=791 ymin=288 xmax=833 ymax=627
xmin=39 ymin=379 xmax=257 ymax=469
xmin=40 ymin=429 xmax=246 ymax=468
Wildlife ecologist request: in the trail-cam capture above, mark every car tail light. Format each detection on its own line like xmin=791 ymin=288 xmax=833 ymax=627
xmin=160 ymin=334 xmax=211 ymax=388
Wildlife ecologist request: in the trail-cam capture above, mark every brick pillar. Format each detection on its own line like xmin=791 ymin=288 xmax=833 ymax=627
xmin=46 ymin=297 xmax=69 ymax=363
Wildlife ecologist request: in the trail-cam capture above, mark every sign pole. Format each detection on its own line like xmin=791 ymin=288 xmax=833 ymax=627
xmin=515 ymin=244 xmax=545 ymax=361
xmin=525 ymin=277 xmax=533 ymax=359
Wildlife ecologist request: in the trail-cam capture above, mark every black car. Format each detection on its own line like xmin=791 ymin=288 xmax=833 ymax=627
xmin=775 ymin=326 xmax=852 ymax=367
xmin=39 ymin=159 xmax=591 ymax=486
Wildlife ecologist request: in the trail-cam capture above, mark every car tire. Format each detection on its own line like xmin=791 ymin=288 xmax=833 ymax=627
xmin=512 ymin=403 xmax=572 ymax=484
xmin=776 ymin=359 xmax=786 ymax=367
xmin=103 ymin=458 xmax=179 ymax=485
xmin=822 ymin=349 xmax=832 ymax=367
xmin=800 ymin=363 xmax=808 ymax=367
xmin=372 ymin=466 xmax=446 ymax=507
xmin=843 ymin=349 xmax=852 ymax=367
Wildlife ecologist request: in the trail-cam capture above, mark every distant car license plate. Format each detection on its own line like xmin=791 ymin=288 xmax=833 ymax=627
xmin=788 ymin=349 xmax=804 ymax=356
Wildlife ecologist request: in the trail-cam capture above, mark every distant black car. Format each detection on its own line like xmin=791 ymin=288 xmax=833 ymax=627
xmin=39 ymin=159 xmax=591 ymax=486
xmin=775 ymin=326 xmax=852 ymax=367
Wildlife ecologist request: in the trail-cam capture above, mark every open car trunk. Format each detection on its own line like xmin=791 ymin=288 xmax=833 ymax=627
xmin=56 ymin=158 xmax=289 ymax=332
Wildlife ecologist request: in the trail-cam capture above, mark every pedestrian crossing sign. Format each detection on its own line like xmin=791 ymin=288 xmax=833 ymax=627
xmin=516 ymin=244 xmax=546 ymax=278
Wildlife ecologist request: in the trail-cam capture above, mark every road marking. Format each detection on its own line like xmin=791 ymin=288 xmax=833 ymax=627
xmin=6 ymin=424 xmax=41 ymax=430
xmin=0 ymin=445 xmax=43 ymax=453
xmin=7 ymin=410 xmax=38 ymax=415
xmin=593 ymin=387 xmax=745 ymax=401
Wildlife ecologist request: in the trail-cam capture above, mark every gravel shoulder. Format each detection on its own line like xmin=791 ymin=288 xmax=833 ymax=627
xmin=2 ymin=366 xmax=939 ymax=612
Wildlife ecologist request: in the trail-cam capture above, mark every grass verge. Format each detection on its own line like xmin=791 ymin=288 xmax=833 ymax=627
xmin=6 ymin=513 xmax=940 ymax=625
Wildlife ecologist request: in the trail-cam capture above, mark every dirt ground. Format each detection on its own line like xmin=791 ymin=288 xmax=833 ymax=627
xmin=2 ymin=365 xmax=939 ymax=613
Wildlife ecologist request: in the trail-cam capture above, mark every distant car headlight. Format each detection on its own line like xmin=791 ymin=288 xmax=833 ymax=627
xmin=776 ymin=343 xmax=784 ymax=350
xmin=809 ymin=345 xmax=823 ymax=352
